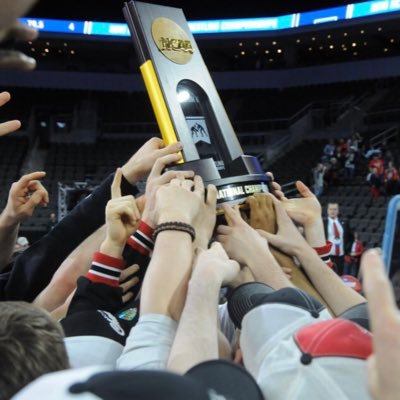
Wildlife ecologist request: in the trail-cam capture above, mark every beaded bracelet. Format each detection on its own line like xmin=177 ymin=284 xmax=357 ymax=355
xmin=153 ymin=222 xmax=196 ymax=242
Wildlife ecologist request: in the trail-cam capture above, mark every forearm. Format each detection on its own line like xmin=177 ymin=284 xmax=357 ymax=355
xmin=33 ymin=226 xmax=107 ymax=312
xmin=304 ymin=217 xmax=326 ymax=248
xmin=0 ymin=212 xmax=19 ymax=271
xmin=168 ymin=272 xmax=221 ymax=374
xmin=139 ymin=229 xmax=193 ymax=320
xmin=246 ymin=249 xmax=293 ymax=290
xmin=296 ymin=244 xmax=365 ymax=315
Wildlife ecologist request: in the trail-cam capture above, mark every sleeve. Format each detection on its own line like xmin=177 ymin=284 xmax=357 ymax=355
xmin=66 ymin=252 xmax=126 ymax=316
xmin=313 ymin=241 xmax=334 ymax=269
xmin=121 ymin=220 xmax=154 ymax=300
xmin=1 ymin=173 xmax=138 ymax=302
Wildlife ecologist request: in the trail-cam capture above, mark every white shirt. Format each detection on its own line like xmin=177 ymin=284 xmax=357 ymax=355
xmin=327 ymin=217 xmax=344 ymax=256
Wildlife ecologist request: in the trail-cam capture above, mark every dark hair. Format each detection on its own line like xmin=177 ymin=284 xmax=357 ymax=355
xmin=0 ymin=302 xmax=69 ymax=400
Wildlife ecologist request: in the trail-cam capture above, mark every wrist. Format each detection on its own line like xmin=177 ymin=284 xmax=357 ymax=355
xmin=158 ymin=212 xmax=192 ymax=224
xmin=303 ymin=218 xmax=326 ymax=248
xmin=100 ymin=238 xmax=124 ymax=258
xmin=121 ymin=164 xmax=141 ymax=185
xmin=0 ymin=210 xmax=20 ymax=229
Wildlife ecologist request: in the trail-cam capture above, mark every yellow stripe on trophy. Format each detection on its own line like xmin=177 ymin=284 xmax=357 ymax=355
xmin=140 ymin=60 xmax=183 ymax=163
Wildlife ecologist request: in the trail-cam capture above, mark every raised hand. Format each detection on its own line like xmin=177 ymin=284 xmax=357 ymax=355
xmin=101 ymin=169 xmax=140 ymax=257
xmin=2 ymin=171 xmax=49 ymax=225
xmin=141 ymin=152 xmax=194 ymax=227
xmin=0 ymin=92 xmax=21 ymax=137
xmin=217 ymin=203 xmax=270 ymax=267
xmin=154 ymin=175 xmax=205 ymax=225
xmin=119 ymin=263 xmax=140 ymax=303
xmin=121 ymin=138 xmax=183 ymax=184
xmin=281 ymin=181 xmax=322 ymax=226
xmin=192 ymin=242 xmax=239 ymax=286
xmin=362 ymin=249 xmax=400 ymax=400
xmin=256 ymin=193 xmax=308 ymax=257
xmin=192 ymin=181 xmax=217 ymax=249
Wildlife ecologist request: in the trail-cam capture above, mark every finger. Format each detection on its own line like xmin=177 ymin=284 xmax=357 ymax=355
xmin=6 ymin=22 xmax=39 ymax=42
xmin=22 ymin=189 xmax=47 ymax=213
xmin=222 ymin=203 xmax=243 ymax=227
xmin=17 ymin=171 xmax=46 ymax=187
xmin=28 ymin=181 xmax=49 ymax=205
xmin=246 ymin=195 xmax=257 ymax=210
xmin=120 ymin=276 xmax=140 ymax=293
xmin=182 ymin=179 xmax=194 ymax=191
xmin=0 ymin=91 xmax=11 ymax=107
xmin=216 ymin=224 xmax=232 ymax=235
xmin=194 ymin=175 xmax=205 ymax=197
xmin=282 ymin=267 xmax=293 ymax=275
xmin=0 ymin=120 xmax=21 ymax=136
xmin=149 ymin=153 xmax=183 ymax=179
xmin=296 ymin=181 xmax=314 ymax=198
xmin=256 ymin=229 xmax=278 ymax=246
xmin=271 ymin=181 xmax=282 ymax=192
xmin=265 ymin=171 xmax=275 ymax=181
xmin=136 ymin=195 xmax=145 ymax=214
xmin=158 ymin=141 xmax=183 ymax=157
xmin=111 ymin=168 xmax=122 ymax=199
xmin=122 ymin=291 xmax=134 ymax=303
xmin=362 ymin=249 xmax=398 ymax=326
xmin=206 ymin=184 xmax=217 ymax=207
xmin=170 ymin=178 xmax=182 ymax=187
xmin=268 ymin=193 xmax=291 ymax=223
xmin=120 ymin=263 xmax=140 ymax=282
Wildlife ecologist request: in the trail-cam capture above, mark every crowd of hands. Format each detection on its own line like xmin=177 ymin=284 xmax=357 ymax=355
xmin=0 ymin=131 xmax=399 ymax=398
xmin=0 ymin=3 xmax=399 ymax=398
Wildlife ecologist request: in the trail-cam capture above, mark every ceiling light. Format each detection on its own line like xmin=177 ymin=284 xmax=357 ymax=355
xmin=44 ymin=48 xmax=49 ymax=53
xmin=327 ymin=34 xmax=332 ymax=39
xmin=269 ymin=58 xmax=274 ymax=62
xmin=344 ymin=32 xmax=348 ymax=36
xmin=360 ymin=30 xmax=364 ymax=34
xmin=329 ymin=45 xmax=334 ymax=49
xmin=277 ymin=49 xmax=282 ymax=53
xmin=384 ymin=48 xmax=388 ymax=52
xmin=312 ymin=37 xmax=316 ymax=41
xmin=353 ymin=52 xmax=358 ymax=56
xmin=390 ymin=38 xmax=395 ymax=43
xmin=265 ymin=50 xmax=269 ymax=54
xmin=308 ymin=47 xmax=312 ymax=51
xmin=240 ymin=51 xmax=245 ymax=55
xmin=255 ymin=42 xmax=259 ymax=46
xmin=31 ymin=48 xmax=35 ymax=52
xmin=296 ymin=39 xmax=301 ymax=43
xmin=272 ymin=41 xmax=277 ymax=45
xmin=70 ymin=50 xmax=75 ymax=54
xmin=378 ymin=27 xmax=382 ymax=31
xmin=352 ymin=42 xmax=357 ymax=47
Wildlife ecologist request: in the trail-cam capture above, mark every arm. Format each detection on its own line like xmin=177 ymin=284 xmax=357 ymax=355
xmin=0 ymin=171 xmax=48 ymax=271
xmin=2 ymin=138 xmax=180 ymax=302
xmin=217 ymin=204 xmax=292 ymax=290
xmin=139 ymin=176 xmax=204 ymax=320
xmin=259 ymin=194 xmax=365 ymax=316
xmin=64 ymin=169 xmax=140 ymax=317
xmin=167 ymin=243 xmax=239 ymax=374
xmin=362 ymin=249 xmax=400 ymax=400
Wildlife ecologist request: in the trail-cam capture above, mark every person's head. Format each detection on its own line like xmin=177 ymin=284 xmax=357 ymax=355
xmin=0 ymin=302 xmax=69 ymax=400
xmin=327 ymin=203 xmax=339 ymax=219
xmin=50 ymin=212 xmax=56 ymax=221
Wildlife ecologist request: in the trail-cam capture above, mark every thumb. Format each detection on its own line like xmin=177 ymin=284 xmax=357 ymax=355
xmin=296 ymin=181 xmax=314 ymax=198
xmin=257 ymin=229 xmax=281 ymax=248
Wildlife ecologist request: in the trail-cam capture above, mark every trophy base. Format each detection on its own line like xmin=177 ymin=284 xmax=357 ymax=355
xmin=167 ymin=156 xmax=271 ymax=208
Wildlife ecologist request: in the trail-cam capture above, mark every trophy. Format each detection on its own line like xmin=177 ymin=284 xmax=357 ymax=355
xmin=123 ymin=1 xmax=271 ymax=208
